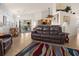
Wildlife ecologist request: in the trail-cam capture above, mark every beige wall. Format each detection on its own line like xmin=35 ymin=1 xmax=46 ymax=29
xmin=56 ymin=3 xmax=66 ymax=10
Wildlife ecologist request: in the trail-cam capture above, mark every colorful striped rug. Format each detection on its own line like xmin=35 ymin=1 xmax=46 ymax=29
xmin=16 ymin=42 xmax=79 ymax=56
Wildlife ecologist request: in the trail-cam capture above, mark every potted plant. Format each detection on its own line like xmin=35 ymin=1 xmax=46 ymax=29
xmin=64 ymin=6 xmax=71 ymax=12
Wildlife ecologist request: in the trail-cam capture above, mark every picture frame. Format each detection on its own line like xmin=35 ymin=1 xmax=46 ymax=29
xmin=63 ymin=16 xmax=70 ymax=24
xmin=3 ymin=16 xmax=7 ymax=25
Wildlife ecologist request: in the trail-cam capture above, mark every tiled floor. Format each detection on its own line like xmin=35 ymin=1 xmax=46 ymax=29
xmin=5 ymin=32 xmax=32 ymax=56
xmin=5 ymin=32 xmax=79 ymax=56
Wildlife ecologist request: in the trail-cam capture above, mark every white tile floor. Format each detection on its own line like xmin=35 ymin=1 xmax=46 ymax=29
xmin=5 ymin=32 xmax=79 ymax=56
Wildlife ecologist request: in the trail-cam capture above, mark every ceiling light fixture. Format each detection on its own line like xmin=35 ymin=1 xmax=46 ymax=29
xmin=47 ymin=8 xmax=53 ymax=18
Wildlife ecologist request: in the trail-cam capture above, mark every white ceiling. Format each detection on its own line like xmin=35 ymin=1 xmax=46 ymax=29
xmin=1 ymin=3 xmax=54 ymax=15
xmin=1 ymin=3 xmax=79 ymax=15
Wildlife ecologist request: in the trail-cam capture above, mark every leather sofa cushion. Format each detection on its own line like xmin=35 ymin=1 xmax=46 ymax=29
xmin=41 ymin=34 xmax=50 ymax=38
xmin=36 ymin=31 xmax=42 ymax=34
xmin=3 ymin=37 xmax=11 ymax=43
xmin=50 ymin=35 xmax=61 ymax=39
xmin=36 ymin=27 xmax=42 ymax=30
xmin=50 ymin=25 xmax=62 ymax=33
xmin=35 ymin=25 xmax=43 ymax=31
xmin=32 ymin=33 xmax=41 ymax=37
xmin=42 ymin=26 xmax=49 ymax=31
xmin=42 ymin=31 xmax=49 ymax=34
xmin=50 ymin=31 xmax=58 ymax=35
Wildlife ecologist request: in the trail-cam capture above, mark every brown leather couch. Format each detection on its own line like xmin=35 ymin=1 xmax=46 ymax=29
xmin=31 ymin=25 xmax=69 ymax=44
xmin=0 ymin=34 xmax=12 ymax=56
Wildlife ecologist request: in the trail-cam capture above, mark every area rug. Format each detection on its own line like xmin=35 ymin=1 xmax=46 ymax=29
xmin=16 ymin=42 xmax=79 ymax=56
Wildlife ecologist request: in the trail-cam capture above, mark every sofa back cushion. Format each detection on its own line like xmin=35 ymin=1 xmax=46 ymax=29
xmin=42 ymin=25 xmax=50 ymax=34
xmin=42 ymin=25 xmax=50 ymax=31
xmin=35 ymin=25 xmax=43 ymax=34
xmin=50 ymin=25 xmax=62 ymax=34
xmin=33 ymin=25 xmax=62 ymax=34
xmin=35 ymin=25 xmax=43 ymax=31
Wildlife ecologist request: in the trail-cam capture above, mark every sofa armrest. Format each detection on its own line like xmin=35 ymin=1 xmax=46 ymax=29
xmin=32 ymin=31 xmax=37 ymax=33
xmin=0 ymin=39 xmax=4 ymax=56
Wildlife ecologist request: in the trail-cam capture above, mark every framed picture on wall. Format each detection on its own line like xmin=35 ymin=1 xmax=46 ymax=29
xmin=63 ymin=16 xmax=70 ymax=24
xmin=3 ymin=16 xmax=7 ymax=25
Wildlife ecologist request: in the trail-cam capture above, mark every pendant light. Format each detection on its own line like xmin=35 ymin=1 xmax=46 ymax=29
xmin=47 ymin=8 xmax=53 ymax=18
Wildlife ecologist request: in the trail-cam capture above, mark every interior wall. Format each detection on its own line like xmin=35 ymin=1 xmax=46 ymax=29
xmin=0 ymin=10 xmax=15 ymax=33
xmin=69 ymin=14 xmax=77 ymax=37
xmin=56 ymin=3 xmax=66 ymax=10
xmin=59 ymin=11 xmax=77 ymax=37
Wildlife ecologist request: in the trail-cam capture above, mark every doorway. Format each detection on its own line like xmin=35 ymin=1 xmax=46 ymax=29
xmin=19 ymin=20 xmax=31 ymax=33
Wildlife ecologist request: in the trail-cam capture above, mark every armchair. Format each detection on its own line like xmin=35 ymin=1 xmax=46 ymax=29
xmin=0 ymin=34 xmax=12 ymax=56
